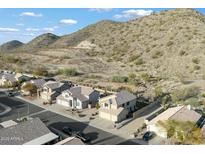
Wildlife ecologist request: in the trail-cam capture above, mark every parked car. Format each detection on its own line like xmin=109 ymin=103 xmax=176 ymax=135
xmin=62 ymin=126 xmax=73 ymax=136
xmin=6 ymin=91 xmax=16 ymax=97
xmin=142 ymin=131 xmax=155 ymax=141
xmin=75 ymin=132 xmax=90 ymax=143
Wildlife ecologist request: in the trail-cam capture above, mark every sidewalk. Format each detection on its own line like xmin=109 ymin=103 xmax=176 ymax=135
xmin=16 ymin=96 xmax=140 ymax=141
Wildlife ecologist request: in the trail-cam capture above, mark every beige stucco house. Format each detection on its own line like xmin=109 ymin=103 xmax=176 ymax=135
xmin=147 ymin=105 xmax=202 ymax=138
xmin=38 ymin=81 xmax=71 ymax=102
xmin=99 ymin=91 xmax=137 ymax=123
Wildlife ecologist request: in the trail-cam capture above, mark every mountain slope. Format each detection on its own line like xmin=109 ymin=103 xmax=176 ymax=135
xmin=49 ymin=8 xmax=205 ymax=79
xmin=2 ymin=8 xmax=205 ymax=80
xmin=20 ymin=33 xmax=60 ymax=52
xmin=0 ymin=40 xmax=24 ymax=52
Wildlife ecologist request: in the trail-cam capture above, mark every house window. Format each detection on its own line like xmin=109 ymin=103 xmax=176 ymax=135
xmin=76 ymin=101 xmax=80 ymax=107
xmin=109 ymin=99 xmax=112 ymax=104
xmin=104 ymin=103 xmax=108 ymax=108
xmin=122 ymin=104 xmax=125 ymax=107
xmin=127 ymin=102 xmax=130 ymax=106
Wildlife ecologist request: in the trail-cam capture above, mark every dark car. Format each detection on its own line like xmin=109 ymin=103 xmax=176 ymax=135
xmin=6 ymin=91 xmax=15 ymax=97
xmin=62 ymin=126 xmax=73 ymax=136
xmin=75 ymin=132 xmax=90 ymax=143
xmin=143 ymin=131 xmax=155 ymax=141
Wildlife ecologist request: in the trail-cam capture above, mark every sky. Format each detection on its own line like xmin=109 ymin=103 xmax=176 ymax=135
xmin=0 ymin=8 xmax=204 ymax=44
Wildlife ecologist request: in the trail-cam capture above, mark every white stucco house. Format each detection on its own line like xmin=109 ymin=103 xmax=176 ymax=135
xmin=147 ymin=105 xmax=202 ymax=138
xmin=56 ymin=86 xmax=100 ymax=109
xmin=99 ymin=91 xmax=137 ymax=123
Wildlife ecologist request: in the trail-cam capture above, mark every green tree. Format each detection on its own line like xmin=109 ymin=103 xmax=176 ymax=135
xmin=22 ymin=83 xmax=37 ymax=96
xmin=160 ymin=120 xmax=204 ymax=145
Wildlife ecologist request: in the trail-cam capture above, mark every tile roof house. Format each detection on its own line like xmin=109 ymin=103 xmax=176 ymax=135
xmin=0 ymin=118 xmax=58 ymax=145
xmin=147 ymin=105 xmax=202 ymax=138
xmin=99 ymin=91 xmax=137 ymax=123
xmin=56 ymin=86 xmax=100 ymax=109
xmin=38 ymin=81 xmax=71 ymax=102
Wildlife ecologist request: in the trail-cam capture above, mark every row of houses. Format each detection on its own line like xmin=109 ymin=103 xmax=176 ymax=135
xmin=0 ymin=71 xmax=138 ymax=123
xmin=0 ymin=71 xmax=34 ymax=87
xmin=37 ymin=81 xmax=137 ymax=123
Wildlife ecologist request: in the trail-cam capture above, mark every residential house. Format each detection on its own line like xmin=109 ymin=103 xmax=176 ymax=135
xmin=147 ymin=105 xmax=202 ymax=138
xmin=38 ymin=81 xmax=71 ymax=102
xmin=56 ymin=86 xmax=100 ymax=109
xmin=21 ymin=79 xmax=47 ymax=95
xmin=99 ymin=91 xmax=137 ymax=123
xmin=15 ymin=73 xmax=33 ymax=83
xmin=0 ymin=118 xmax=58 ymax=145
xmin=0 ymin=72 xmax=18 ymax=87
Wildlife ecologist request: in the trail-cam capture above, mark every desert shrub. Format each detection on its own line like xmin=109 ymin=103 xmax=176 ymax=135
xmin=128 ymin=54 xmax=141 ymax=62
xmin=179 ymin=50 xmax=186 ymax=56
xmin=192 ymin=58 xmax=200 ymax=64
xmin=135 ymin=58 xmax=144 ymax=65
xmin=154 ymin=86 xmax=164 ymax=98
xmin=117 ymin=86 xmax=133 ymax=93
xmin=1 ymin=55 xmax=23 ymax=64
xmin=171 ymin=86 xmax=200 ymax=103
xmin=145 ymin=48 xmax=151 ymax=53
xmin=194 ymin=65 xmax=200 ymax=70
xmin=184 ymin=97 xmax=202 ymax=107
xmin=128 ymin=73 xmax=136 ymax=81
xmin=32 ymin=66 xmax=48 ymax=76
xmin=112 ymin=75 xmax=128 ymax=83
xmin=166 ymin=41 xmax=174 ymax=47
xmin=140 ymin=73 xmax=152 ymax=82
xmin=58 ymin=68 xmax=79 ymax=76
xmin=152 ymin=51 xmax=163 ymax=59
xmin=95 ymin=103 xmax=100 ymax=110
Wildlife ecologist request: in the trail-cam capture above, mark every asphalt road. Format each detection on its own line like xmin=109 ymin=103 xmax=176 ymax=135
xmin=0 ymin=92 xmax=141 ymax=145
xmin=0 ymin=92 xmax=43 ymax=122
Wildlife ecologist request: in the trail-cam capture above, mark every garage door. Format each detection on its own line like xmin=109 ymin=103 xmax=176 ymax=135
xmin=99 ymin=112 xmax=118 ymax=122
xmin=61 ymin=100 xmax=69 ymax=107
xmin=57 ymin=100 xmax=69 ymax=107
xmin=99 ymin=112 xmax=111 ymax=121
xmin=111 ymin=115 xmax=117 ymax=122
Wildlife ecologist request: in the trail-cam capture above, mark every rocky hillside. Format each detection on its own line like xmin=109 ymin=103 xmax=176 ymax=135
xmin=0 ymin=40 xmax=24 ymax=52
xmin=1 ymin=8 xmax=205 ymax=80
xmin=19 ymin=33 xmax=60 ymax=52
